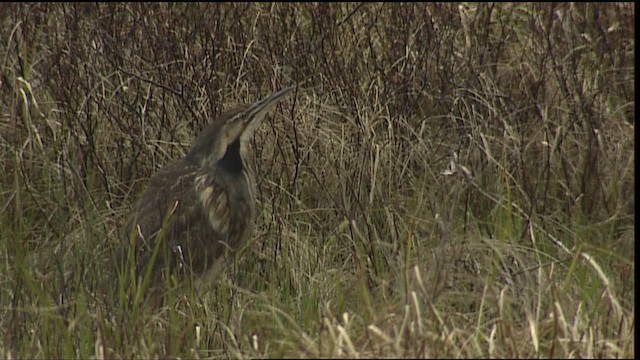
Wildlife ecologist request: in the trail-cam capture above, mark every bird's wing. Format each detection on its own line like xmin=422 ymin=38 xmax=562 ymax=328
xmin=120 ymin=159 xmax=199 ymax=280
xmin=124 ymin=159 xmax=198 ymax=237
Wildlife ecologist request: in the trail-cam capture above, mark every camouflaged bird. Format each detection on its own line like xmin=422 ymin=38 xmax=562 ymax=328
xmin=119 ymin=87 xmax=293 ymax=293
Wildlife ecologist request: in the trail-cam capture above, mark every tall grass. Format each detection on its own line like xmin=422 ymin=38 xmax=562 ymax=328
xmin=0 ymin=3 xmax=634 ymax=358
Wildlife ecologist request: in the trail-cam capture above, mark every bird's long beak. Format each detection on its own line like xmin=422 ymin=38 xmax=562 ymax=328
xmin=239 ymin=86 xmax=294 ymax=141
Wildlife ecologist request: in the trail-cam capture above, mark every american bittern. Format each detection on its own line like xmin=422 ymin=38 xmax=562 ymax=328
xmin=120 ymin=87 xmax=293 ymax=293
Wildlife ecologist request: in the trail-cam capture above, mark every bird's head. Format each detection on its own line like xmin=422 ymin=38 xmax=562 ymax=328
xmin=187 ymin=87 xmax=293 ymax=172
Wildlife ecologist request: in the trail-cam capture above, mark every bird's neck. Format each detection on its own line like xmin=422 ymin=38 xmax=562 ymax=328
xmin=216 ymin=140 xmax=244 ymax=175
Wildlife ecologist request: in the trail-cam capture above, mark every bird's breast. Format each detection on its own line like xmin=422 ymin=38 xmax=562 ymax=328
xmin=193 ymin=168 xmax=256 ymax=251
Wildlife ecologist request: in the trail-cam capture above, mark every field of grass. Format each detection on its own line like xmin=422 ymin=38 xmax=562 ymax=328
xmin=0 ymin=3 xmax=634 ymax=358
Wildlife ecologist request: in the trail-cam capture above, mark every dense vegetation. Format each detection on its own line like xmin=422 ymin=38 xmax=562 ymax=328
xmin=0 ymin=3 xmax=634 ymax=358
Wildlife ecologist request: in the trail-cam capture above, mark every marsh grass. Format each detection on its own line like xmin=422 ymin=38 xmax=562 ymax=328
xmin=0 ymin=3 xmax=634 ymax=358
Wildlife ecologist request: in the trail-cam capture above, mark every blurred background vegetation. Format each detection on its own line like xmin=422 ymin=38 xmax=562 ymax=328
xmin=0 ymin=3 xmax=634 ymax=358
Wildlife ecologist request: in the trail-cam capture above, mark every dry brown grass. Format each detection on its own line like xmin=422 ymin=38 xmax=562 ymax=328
xmin=0 ymin=3 xmax=634 ymax=358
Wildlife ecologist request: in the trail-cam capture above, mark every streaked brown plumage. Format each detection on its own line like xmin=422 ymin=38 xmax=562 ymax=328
xmin=119 ymin=87 xmax=293 ymax=294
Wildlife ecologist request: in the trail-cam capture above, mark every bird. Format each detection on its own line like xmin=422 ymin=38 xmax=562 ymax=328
xmin=118 ymin=86 xmax=294 ymax=297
